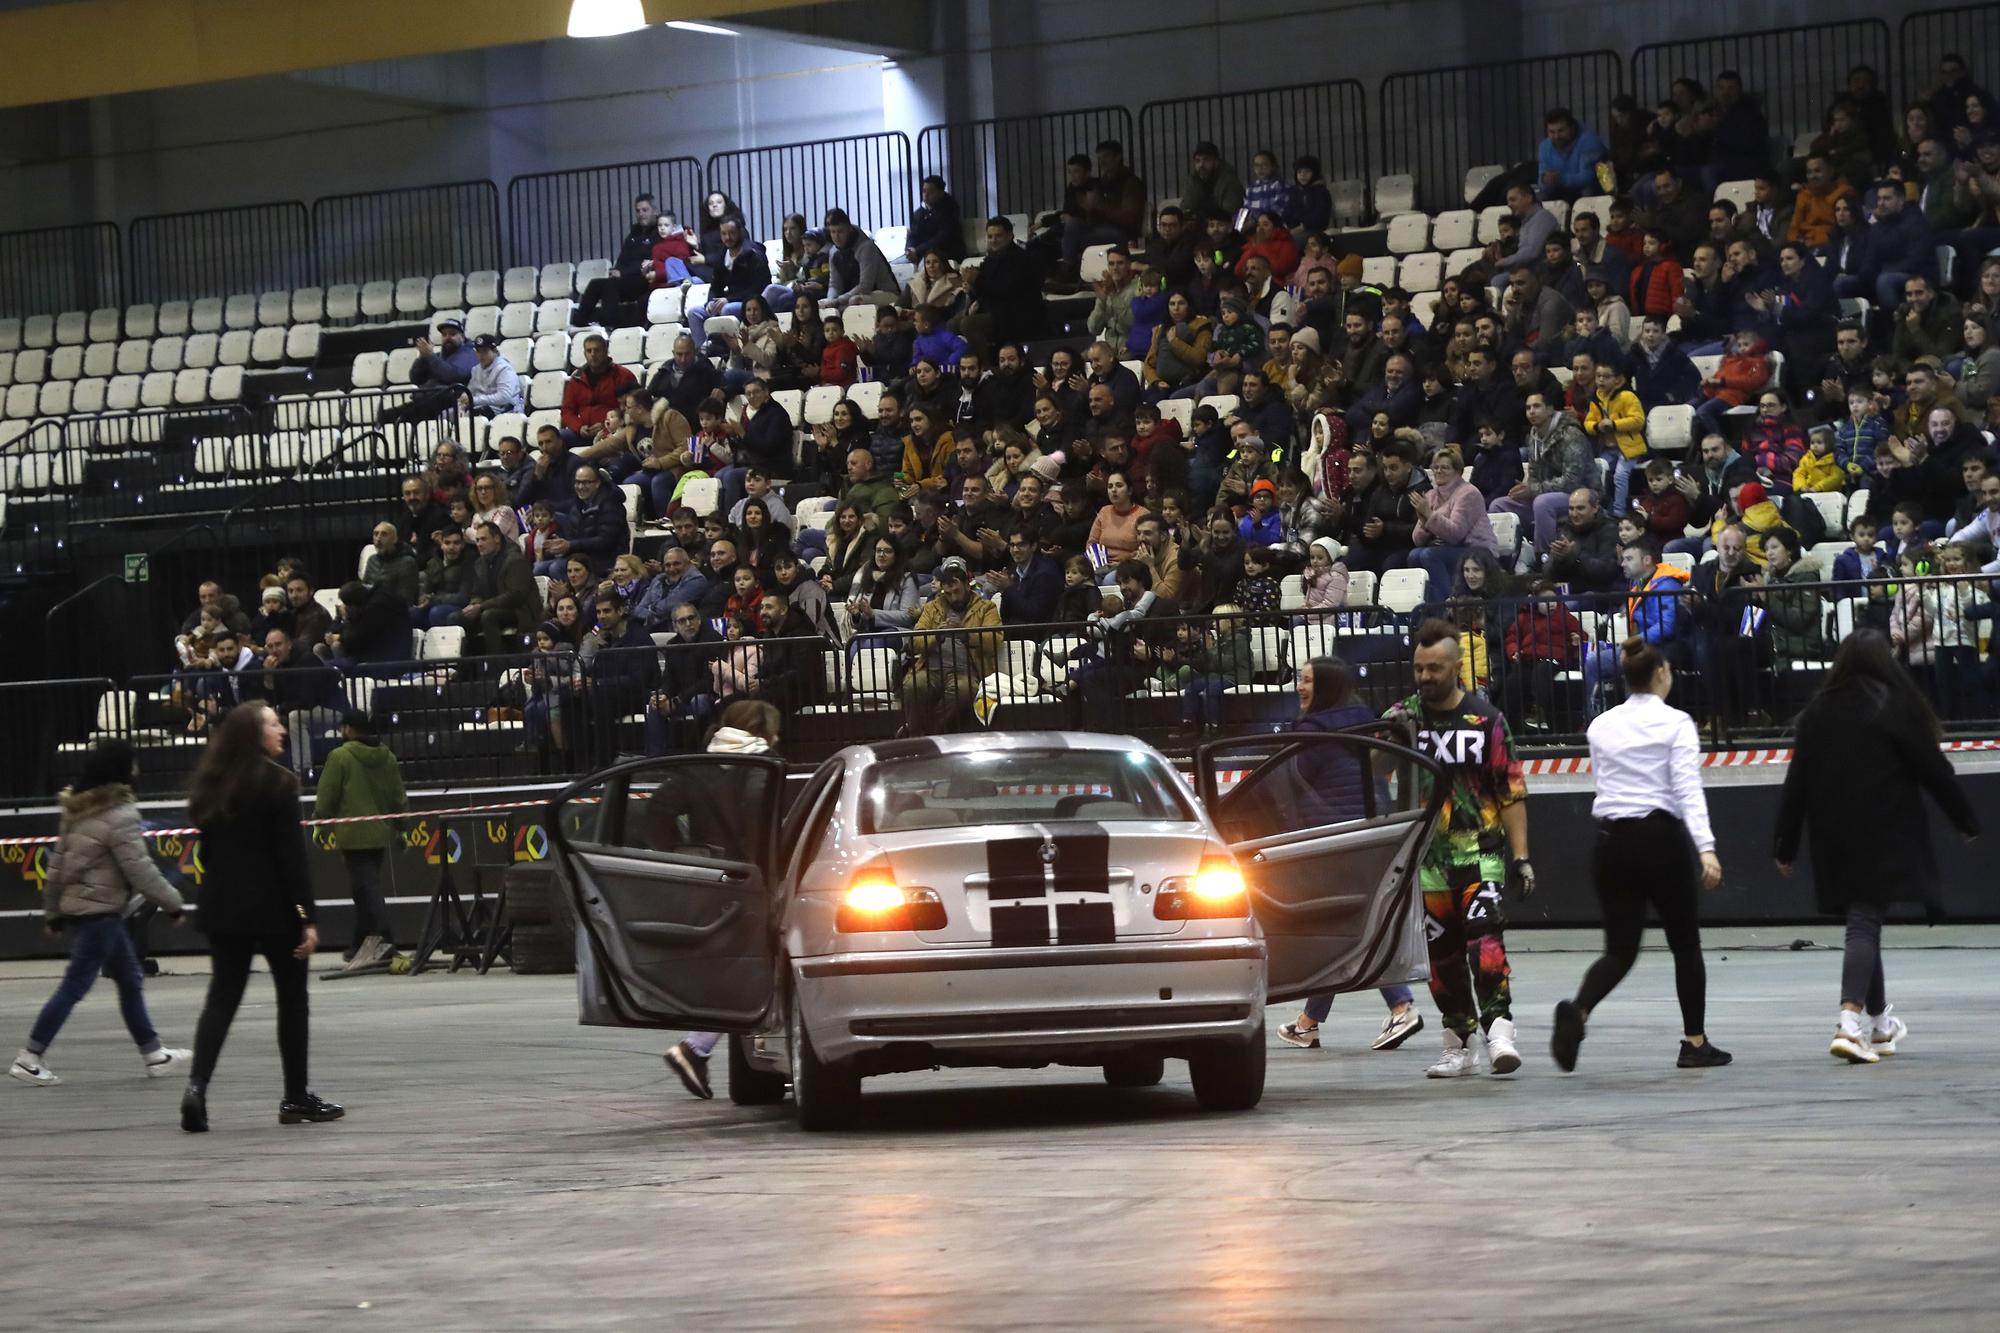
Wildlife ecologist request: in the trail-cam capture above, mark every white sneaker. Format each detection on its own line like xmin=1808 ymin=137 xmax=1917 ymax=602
xmin=1485 ymin=1017 xmax=1522 ymax=1075
xmin=1830 ymin=1010 xmax=1879 ymax=1064
xmin=1371 ymin=1007 xmax=1426 ymax=1051
xmin=1426 ymin=1031 xmax=1479 ymax=1078
xmin=1870 ymin=1005 xmax=1907 ymax=1055
xmin=144 ymin=1048 xmax=192 ymax=1079
xmin=9 ymin=1051 xmax=59 ymax=1086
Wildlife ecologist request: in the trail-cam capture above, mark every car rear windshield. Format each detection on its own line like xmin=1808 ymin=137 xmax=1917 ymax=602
xmin=860 ymin=749 xmax=1194 ymax=834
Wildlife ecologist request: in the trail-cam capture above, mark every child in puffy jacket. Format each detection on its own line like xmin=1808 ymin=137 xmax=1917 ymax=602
xmin=1303 ymin=537 xmax=1350 ymax=609
xmin=1791 ymin=425 xmax=1849 ymax=494
xmin=1694 ymin=330 xmax=1773 ymax=431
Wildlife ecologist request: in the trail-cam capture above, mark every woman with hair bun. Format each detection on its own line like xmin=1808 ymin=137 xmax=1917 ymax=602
xmin=1553 ymin=636 xmax=1731 ymax=1073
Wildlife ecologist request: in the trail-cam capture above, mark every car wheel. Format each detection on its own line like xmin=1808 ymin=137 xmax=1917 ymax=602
xmin=505 ymin=864 xmax=578 ymax=975
xmin=787 ymin=991 xmax=860 ymax=1131
xmin=727 ymin=1034 xmax=789 ymax=1106
xmin=1101 ymin=1052 xmax=1166 ymax=1087
xmin=1188 ymin=1021 xmax=1267 ymax=1112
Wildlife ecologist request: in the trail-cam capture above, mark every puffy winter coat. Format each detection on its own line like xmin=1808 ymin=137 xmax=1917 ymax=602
xmin=41 ymin=783 xmax=186 ymax=921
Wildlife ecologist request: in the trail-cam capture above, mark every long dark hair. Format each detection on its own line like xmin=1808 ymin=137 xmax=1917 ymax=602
xmin=188 ymin=701 xmax=295 ymax=825
xmin=1303 ymin=655 xmax=1356 ymax=712
xmin=1818 ymin=628 xmax=1940 ymax=740
xmin=77 ymin=738 xmax=136 ymax=792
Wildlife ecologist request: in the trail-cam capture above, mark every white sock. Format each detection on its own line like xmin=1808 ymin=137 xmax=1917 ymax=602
xmin=1839 ymin=1009 xmax=1867 ymax=1037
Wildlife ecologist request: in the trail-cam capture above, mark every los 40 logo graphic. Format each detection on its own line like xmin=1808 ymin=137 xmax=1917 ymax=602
xmin=484 ymin=818 xmax=548 ymax=862
xmin=4 ymin=842 xmax=49 ymax=886
xmin=403 ymin=819 xmax=464 ymax=866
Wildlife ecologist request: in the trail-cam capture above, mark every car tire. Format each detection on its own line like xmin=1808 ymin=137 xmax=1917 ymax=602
xmin=788 ymin=992 xmax=860 ymax=1131
xmin=506 ymin=864 xmax=577 ymax=975
xmin=1101 ymin=1052 xmax=1166 ymax=1087
xmin=727 ymin=1033 xmax=789 ymax=1106
xmin=1188 ymin=1021 xmax=1267 ymax=1112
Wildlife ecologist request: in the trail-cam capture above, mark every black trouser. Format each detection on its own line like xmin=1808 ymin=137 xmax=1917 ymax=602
xmin=343 ymin=849 xmax=392 ymax=950
xmin=192 ymin=933 xmax=310 ymax=1101
xmin=381 ymin=385 xmax=460 ymax=424
xmin=1842 ymin=902 xmax=1887 ymax=1013
xmin=1576 ymin=811 xmax=1707 ymax=1036
xmin=577 ymin=272 xmax=647 ymax=327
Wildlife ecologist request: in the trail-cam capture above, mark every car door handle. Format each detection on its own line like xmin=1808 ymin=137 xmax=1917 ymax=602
xmin=630 ymin=902 xmax=742 ymax=944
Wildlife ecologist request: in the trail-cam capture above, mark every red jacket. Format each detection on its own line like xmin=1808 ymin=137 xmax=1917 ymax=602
xmin=820 ymin=338 xmax=860 ymax=388
xmin=1504 ymin=601 xmax=1586 ymax=664
xmin=1235 ymin=230 xmax=1300 ymax=281
xmin=1627 ymin=256 xmax=1684 ymax=317
xmin=561 ymin=363 xmax=637 ymax=433
xmin=1634 ymin=486 xmax=1690 ymax=541
xmin=1702 ymin=338 xmax=1771 ymax=408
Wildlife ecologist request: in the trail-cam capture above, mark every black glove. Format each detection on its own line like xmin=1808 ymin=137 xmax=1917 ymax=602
xmin=1506 ymin=857 xmax=1536 ymax=900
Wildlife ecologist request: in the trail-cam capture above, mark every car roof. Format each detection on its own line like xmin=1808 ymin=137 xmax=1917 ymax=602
xmin=846 ymin=732 xmax=1165 ymax=767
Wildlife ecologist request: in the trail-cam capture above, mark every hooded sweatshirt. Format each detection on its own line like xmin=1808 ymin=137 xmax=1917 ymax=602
xmin=42 ymin=783 xmax=186 ymax=921
xmin=311 ymin=738 xmax=409 ymax=851
xmin=707 ymin=726 xmax=771 ymax=756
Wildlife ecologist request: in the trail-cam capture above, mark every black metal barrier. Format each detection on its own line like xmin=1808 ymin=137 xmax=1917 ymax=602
xmin=918 ymin=106 xmax=1135 ymax=225
xmin=506 ymin=156 xmax=704 ymax=269
xmin=1899 ymin=2 xmax=2000 ymax=103
xmin=1378 ymin=52 xmax=1623 ymax=214
xmin=125 ymin=202 xmax=314 ymax=306
xmin=1138 ymin=80 xmax=1371 ymax=222
xmin=312 ymin=181 xmax=502 ymax=289
xmin=705 ymin=131 xmax=914 ymax=242
xmin=0 ymin=222 xmax=122 ymax=321
xmin=1631 ymin=20 xmax=1893 ymax=155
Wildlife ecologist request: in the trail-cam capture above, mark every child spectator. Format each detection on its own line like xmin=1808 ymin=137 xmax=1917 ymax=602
xmin=1178 ymin=606 xmax=1257 ymax=736
xmin=1131 ymin=401 xmax=1187 ymax=500
xmin=1238 ymin=478 xmax=1283 ymax=544
xmin=1832 ymin=514 xmax=1896 ymax=629
xmin=1467 ymin=418 xmax=1523 ymax=500
xmin=1230 ymin=544 xmax=1282 ymax=612
xmin=908 ymin=304 xmax=967 ymax=370
xmin=819 ymin=314 xmax=860 ymax=388
xmin=723 ymin=566 xmax=767 ymax=634
xmin=1633 ymin=457 xmax=1691 ymax=542
xmin=861 ymin=306 xmax=913 ymax=379
xmin=1302 ymin=536 xmax=1350 ymax=609
xmin=1883 ymin=502 xmax=1925 ymax=563
xmin=711 ymin=615 xmax=762 ymax=702
xmin=1834 ymin=386 xmax=1887 ymax=478
xmin=1057 ymin=554 xmax=1102 ymax=622
xmin=1694 ymin=330 xmax=1774 ymax=431
xmin=1792 ymin=425 xmax=1848 ymax=494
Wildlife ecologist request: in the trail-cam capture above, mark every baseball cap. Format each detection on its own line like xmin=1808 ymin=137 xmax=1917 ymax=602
xmin=936 ymin=556 xmax=971 ymax=582
xmin=435 ymin=318 xmax=465 ymax=333
xmin=473 ymin=333 xmax=501 ymax=351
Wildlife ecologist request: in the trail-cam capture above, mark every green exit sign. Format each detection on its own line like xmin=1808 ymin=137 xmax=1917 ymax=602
xmin=123 ymin=554 xmax=150 ymax=583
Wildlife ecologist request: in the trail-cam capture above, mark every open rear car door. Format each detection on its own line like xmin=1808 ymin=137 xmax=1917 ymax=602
xmin=550 ymin=754 xmax=787 ymax=1031
xmin=1195 ymin=724 xmax=1445 ymax=1006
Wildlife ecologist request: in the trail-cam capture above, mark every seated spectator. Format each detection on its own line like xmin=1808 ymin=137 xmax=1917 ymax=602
xmin=1694 ymin=329 xmax=1774 ymax=431
xmin=362 ymin=522 xmax=419 ymax=605
xmin=859 ymin=306 xmax=915 ymax=382
xmin=638 ymin=544 xmax=710 ymax=630
xmin=1468 ymin=418 xmax=1524 ymax=501
xmin=1284 ymin=157 xmax=1334 ymax=236
xmin=1788 ymin=156 xmax=1854 ymax=248
xmin=647 ymin=209 xmax=699 ymax=292
xmin=1138 ymin=206 xmax=1199 ymax=288
xmin=561 ymin=335 xmax=638 ymax=448
xmin=905 ymin=175 xmax=966 ymax=262
xmin=823 ymin=208 xmax=901 ymax=308
xmin=897 ymin=558 xmax=999 ymax=732
xmin=902 ymin=249 xmax=965 ymax=321
xmin=909 ymin=306 xmax=967 ymax=372
xmin=1235 ymin=211 xmax=1298 ymax=283
xmin=1144 ymin=292 xmax=1213 ymax=395
xmin=1494 ymin=184 xmax=1559 ymax=272
xmin=1063 ymin=139 xmax=1147 ymax=279
xmin=695 ymin=191 xmax=746 ymax=277
xmin=960 ymin=215 xmax=1046 ymax=350
xmin=1341 ymin=436 xmax=1427 ymax=574
xmin=1626 ymin=314 xmax=1701 ymax=410
xmin=456 ymin=521 xmax=539 ymax=656
xmin=465 ymin=334 xmax=524 ymax=416
xmin=1179 ymin=142 xmax=1244 ymax=223
xmin=1585 ymin=361 xmax=1648 ymax=514
xmin=179 ymin=578 xmax=250 ymax=639
xmin=1579 ymin=535 xmax=1690 ymax=716
xmin=846 ymin=535 xmax=926 ymax=635
xmin=818 ymin=313 xmax=861 ymax=389
xmin=1705 ymin=479 xmax=1794 ymax=566
xmin=574 ymin=194 xmax=660 ymax=328
xmin=321 ymin=579 xmax=409 ymax=672
xmin=1543 ymin=488 xmax=1621 ymax=592
xmin=1843 ymin=181 xmax=1937 ymax=312
xmin=646 ymin=334 xmax=726 ymax=437
xmin=494 ymin=433 xmax=535 ymax=498
xmin=392 ymin=475 xmax=451 ymax=564
xmin=1539 ymin=106 xmax=1609 ymax=201
xmin=384 ymin=319 xmax=475 ymax=424
xmin=686 ymin=219 xmax=770 ymax=350
xmin=1409 ymin=445 xmax=1501 ymax=602
xmin=1632 ymin=456 xmax=1692 ymax=544
xmin=1890 ymin=274 xmax=1964 ymax=367
xmin=1086 ymin=245 xmax=1140 ymax=346
xmin=413 ymin=527 xmax=475 ymax=628
xmin=575 ymin=591 xmax=657 ymax=765
xmin=643 ymin=604 xmax=725 ymax=754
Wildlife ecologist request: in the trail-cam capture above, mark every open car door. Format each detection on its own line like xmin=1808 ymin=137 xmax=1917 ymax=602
xmin=1195 ymin=723 xmax=1446 ymax=1006
xmin=550 ymin=754 xmax=787 ymax=1032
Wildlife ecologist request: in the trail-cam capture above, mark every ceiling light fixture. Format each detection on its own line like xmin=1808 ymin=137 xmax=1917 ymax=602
xmin=567 ymin=0 xmax=647 ymax=38
xmin=665 ymin=19 xmax=740 ymax=36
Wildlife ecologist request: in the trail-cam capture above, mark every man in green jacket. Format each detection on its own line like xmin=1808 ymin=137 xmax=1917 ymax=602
xmin=841 ymin=446 xmax=902 ymax=525
xmin=313 ymin=711 xmax=409 ymax=966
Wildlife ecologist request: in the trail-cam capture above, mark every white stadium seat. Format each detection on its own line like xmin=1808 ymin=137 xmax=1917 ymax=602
xmin=535 ymin=299 xmax=574 ymax=333
xmin=217 ymin=330 xmax=254 ymax=367
xmin=463 ymin=270 xmax=501 ymax=307
xmin=189 ymin=297 xmax=223 ymax=332
xmin=209 ymin=365 xmax=244 ymax=401
xmin=1431 ymin=209 xmax=1476 ymax=251
xmin=105 ymin=375 xmax=141 ymax=412
xmin=502 ymin=266 xmax=539 ymax=303
xmin=359 ymin=281 xmax=396 ymax=320
xmin=1399 ymin=253 xmax=1442 ymax=293
xmin=292 ymin=287 xmax=326 ymax=323
xmin=285 ymin=324 xmax=321 ymax=362
xmin=115 ymin=339 xmax=151 ymax=376
xmin=249 ymin=327 xmax=286 ymax=365
xmin=463 ymin=307 xmax=501 ymax=342
xmin=54 ymin=310 xmax=88 ymax=345
xmin=350 ymin=350 xmax=387 ymax=389
xmin=395 ymin=277 xmax=432 ymax=316
xmin=156 ymin=301 xmax=190 ymax=336
xmin=173 ymin=367 xmax=210 ymax=405
xmin=13 ymin=348 xmax=46 ymax=384
xmin=1385 ymin=213 xmax=1430 ymax=255
xmin=1444 ymin=247 xmax=1485 ymax=278
xmin=528 ymin=371 xmax=566 ymax=410
xmin=82 ymin=343 xmax=116 ymax=378
xmin=87 ymin=308 xmax=122 ymax=342
xmin=499 ymin=302 xmax=536 ymax=339
xmin=48 ymin=346 xmax=81 ymax=380
xmin=38 ymin=381 xmax=71 ymax=416
xmin=643 ymin=323 xmax=685 ymax=362
xmin=538 ymin=263 xmax=575 ymax=300
xmin=71 ymin=377 xmax=107 ymax=415
xmin=223 ymin=293 xmax=258 ymax=330
xmin=1476 ymin=205 xmax=1510 ymax=244
xmin=1360 ymin=256 xmax=1397 ymax=286
xmin=386 ymin=347 xmax=419 ymax=384
xmin=0 ymin=318 xmax=18 ymax=352
xmin=257 ymin=291 xmax=292 ymax=326
xmin=574 ymin=259 xmax=610 ymax=291
xmin=429 ymin=273 xmax=466 ymax=310
xmin=498 ymin=336 xmax=533 ymax=371
xmin=148 ymin=337 xmax=184 ymax=373
xmin=1462 ymin=164 xmax=1505 ymax=204
xmin=181 ymin=332 xmax=218 ymax=370
xmin=532 ymin=333 xmax=569 ymax=372
xmin=139 ymin=371 xmax=174 ymax=408
xmin=647 ymin=288 xmax=684 ymax=324
xmin=322 ymin=285 xmax=360 ymax=322
xmin=121 ymin=305 xmax=156 ymax=339
xmin=1374 ymin=174 xmax=1416 ymax=217
xmin=4 ymin=383 xmax=37 ymax=419
xmin=1646 ymin=404 xmax=1695 ymax=455
xmin=607 ymin=327 xmax=645 ymax=366
xmin=22 ymin=314 xmax=55 ymax=348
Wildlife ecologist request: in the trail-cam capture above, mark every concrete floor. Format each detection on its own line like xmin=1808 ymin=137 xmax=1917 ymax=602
xmin=4 ymin=928 xmax=1999 ymax=1330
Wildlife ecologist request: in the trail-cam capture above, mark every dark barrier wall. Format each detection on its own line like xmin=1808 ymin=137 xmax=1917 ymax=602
xmin=1378 ymin=52 xmax=1623 ymax=214
xmin=4 ymin=767 xmax=1993 ymax=960
xmin=0 ymin=223 xmax=122 ymax=320
xmin=312 ymin=181 xmax=502 ymax=289
xmin=1899 ymin=3 xmax=2000 ymax=106
xmin=1139 ymin=80 xmax=1370 ymax=222
xmin=506 ymin=156 xmax=704 ymax=269
xmin=1631 ymin=20 xmax=1893 ymax=155
xmin=918 ymin=107 xmax=1135 ymax=224
xmin=125 ymin=202 xmax=314 ymax=306
xmin=706 ymin=132 xmax=914 ymax=242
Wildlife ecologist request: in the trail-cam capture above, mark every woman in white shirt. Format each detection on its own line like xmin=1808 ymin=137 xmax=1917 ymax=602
xmin=1552 ymin=637 xmax=1731 ymax=1073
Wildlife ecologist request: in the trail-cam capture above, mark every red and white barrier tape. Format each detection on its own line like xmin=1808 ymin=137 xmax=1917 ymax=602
xmin=0 ymin=796 xmax=551 ymax=848
xmin=1521 ymin=738 xmax=2000 ymax=776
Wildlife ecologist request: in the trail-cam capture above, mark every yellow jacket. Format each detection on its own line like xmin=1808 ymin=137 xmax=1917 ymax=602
xmin=1586 ymin=388 xmax=1648 ymax=460
xmin=909 ymin=593 xmax=1001 ymax=676
xmin=1791 ymin=449 xmax=1847 ymax=495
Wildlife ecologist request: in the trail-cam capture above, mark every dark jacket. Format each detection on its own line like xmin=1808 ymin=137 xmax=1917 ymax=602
xmin=392 ymin=501 xmax=453 ymax=562
xmin=1000 ymin=555 xmax=1063 ymax=626
xmin=1290 ymin=701 xmax=1380 ymax=824
xmin=419 ymin=547 xmax=476 ymax=609
xmin=362 ymin=547 xmax=420 ymax=605
xmin=563 ymin=489 xmax=631 ymax=563
xmin=1862 ymin=207 xmax=1937 ymax=285
xmin=659 ymin=626 xmax=726 ymax=704
xmin=971 ymin=241 xmax=1045 ymax=346
xmin=1627 ymin=340 xmax=1702 ymax=410
xmin=906 ymin=193 xmax=966 ymax=261
xmin=736 ymin=401 xmax=797 ymax=474
xmin=711 ymin=243 xmax=772 ymax=307
xmin=196 ymin=766 xmax=316 ymax=935
xmin=1774 ymin=682 xmax=1980 ymax=917
xmin=243 ymin=656 xmax=341 ymax=715
xmin=339 ymin=585 xmax=411 ymax=663
xmin=466 ymin=547 xmax=540 ymax=628
xmin=646 ymin=356 xmax=726 ymax=424
xmin=1544 ymin=514 xmax=1620 ymax=592
xmin=614 ymin=221 xmax=654 ymax=272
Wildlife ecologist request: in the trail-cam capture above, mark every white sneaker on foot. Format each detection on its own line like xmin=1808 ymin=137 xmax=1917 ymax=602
xmin=1371 ymin=1007 xmax=1426 ymax=1051
xmin=1426 ymin=1031 xmax=1479 ymax=1078
xmin=144 ymin=1048 xmax=192 ymax=1078
xmin=1830 ymin=1010 xmax=1879 ymax=1064
xmin=1870 ymin=1005 xmax=1907 ymax=1055
xmin=9 ymin=1051 xmax=59 ymax=1086
xmin=1485 ymin=1017 xmax=1522 ymax=1074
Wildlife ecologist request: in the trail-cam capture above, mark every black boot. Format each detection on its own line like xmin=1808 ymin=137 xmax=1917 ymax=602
xmin=278 ymin=1092 xmax=346 ymax=1124
xmin=180 ymin=1082 xmax=208 ymax=1133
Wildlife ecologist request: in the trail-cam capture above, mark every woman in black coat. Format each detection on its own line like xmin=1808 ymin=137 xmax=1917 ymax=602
xmin=181 ymin=700 xmax=342 ymax=1131
xmin=1774 ymin=631 xmax=1981 ymax=1065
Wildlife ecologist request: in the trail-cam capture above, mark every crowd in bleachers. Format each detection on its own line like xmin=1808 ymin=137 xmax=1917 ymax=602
xmin=13 ymin=49 xmax=2000 ymax=778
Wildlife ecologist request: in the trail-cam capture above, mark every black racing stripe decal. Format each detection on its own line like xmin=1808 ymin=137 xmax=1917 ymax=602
xmin=865 ymin=736 xmax=946 ymax=763
xmin=991 ymin=904 xmax=1051 ymax=948
xmin=984 ymin=836 xmax=1046 ymax=902
xmin=1054 ymin=901 xmax=1115 ymax=946
xmin=1048 ymin=826 xmax=1110 ymax=897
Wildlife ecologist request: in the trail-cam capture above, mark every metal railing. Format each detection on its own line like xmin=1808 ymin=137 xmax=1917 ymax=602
xmin=506 ymin=156 xmax=704 ymax=269
xmin=705 ymin=131 xmax=915 ymax=242
xmin=312 ymin=181 xmax=503 ymax=289
xmin=1138 ymin=80 xmax=1371 ymax=222
xmin=0 ymin=678 xmax=117 ymax=801
xmin=1378 ymin=52 xmax=1623 ymax=214
xmin=1898 ymin=2 xmax=2000 ymax=107
xmin=1631 ymin=20 xmax=1893 ymax=159
xmin=0 ymin=222 xmax=122 ymax=321
xmin=917 ymin=106 xmax=1135 ymax=225
xmin=125 ymin=201 xmax=314 ymax=305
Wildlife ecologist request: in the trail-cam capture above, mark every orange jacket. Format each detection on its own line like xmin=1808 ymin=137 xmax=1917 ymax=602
xmin=1787 ymin=181 xmax=1853 ymax=247
xmin=1703 ymin=338 xmax=1772 ymax=408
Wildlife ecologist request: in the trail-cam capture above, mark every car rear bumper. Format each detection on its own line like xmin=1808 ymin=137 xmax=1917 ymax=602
xmin=794 ymin=937 xmax=1268 ymax=1064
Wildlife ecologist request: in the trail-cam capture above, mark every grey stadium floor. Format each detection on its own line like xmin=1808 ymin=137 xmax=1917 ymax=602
xmin=5 ymin=927 xmax=1998 ymax=1330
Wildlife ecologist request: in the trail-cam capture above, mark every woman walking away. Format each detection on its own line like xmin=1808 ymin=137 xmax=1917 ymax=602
xmin=1274 ymin=657 xmax=1427 ymax=1054
xmin=664 ymin=700 xmax=782 ymax=1099
xmin=1774 ymin=631 xmax=1982 ymax=1064
xmin=312 ymin=709 xmax=408 ymax=970
xmin=182 ymin=701 xmax=341 ymax=1131
xmin=11 ymin=740 xmax=192 ymax=1087
xmin=1552 ymin=640 xmax=1730 ymax=1073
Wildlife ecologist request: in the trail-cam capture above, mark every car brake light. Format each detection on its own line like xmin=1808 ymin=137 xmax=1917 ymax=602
xmin=1155 ymin=858 xmax=1249 ymax=919
xmin=836 ymin=877 xmax=947 ymax=932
